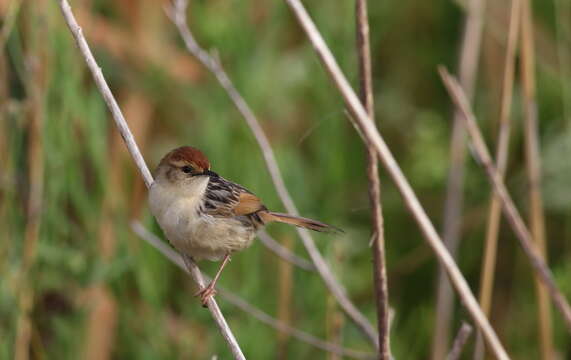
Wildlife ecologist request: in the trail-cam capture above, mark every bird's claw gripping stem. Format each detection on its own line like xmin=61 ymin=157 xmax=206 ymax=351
xmin=195 ymin=283 xmax=217 ymax=307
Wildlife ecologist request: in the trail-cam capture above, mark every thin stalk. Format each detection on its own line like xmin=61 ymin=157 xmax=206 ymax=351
xmin=167 ymin=0 xmax=378 ymax=346
xmin=433 ymin=0 xmax=485 ymax=357
xmin=473 ymin=0 xmax=520 ymax=358
xmin=439 ymin=66 xmax=571 ymax=335
xmin=57 ymin=2 xmax=245 ymax=358
xmin=83 ymin=287 xmax=117 ymax=360
xmin=520 ymin=1 xmax=553 ymax=358
xmin=283 ymin=1 xmax=508 ymax=358
xmin=447 ymin=322 xmax=473 ymax=360
xmin=355 ymin=0 xmax=390 ymax=358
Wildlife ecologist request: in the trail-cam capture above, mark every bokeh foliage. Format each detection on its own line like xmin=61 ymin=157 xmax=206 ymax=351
xmin=1 ymin=0 xmax=570 ymax=358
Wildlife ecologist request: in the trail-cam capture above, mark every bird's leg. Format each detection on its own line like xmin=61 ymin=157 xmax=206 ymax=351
xmin=195 ymin=253 xmax=231 ymax=307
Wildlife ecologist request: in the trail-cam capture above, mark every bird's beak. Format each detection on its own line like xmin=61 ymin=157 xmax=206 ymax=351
xmin=202 ymin=169 xmax=219 ymax=178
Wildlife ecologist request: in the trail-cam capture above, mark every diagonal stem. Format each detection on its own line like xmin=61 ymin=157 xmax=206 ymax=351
xmin=281 ymin=0 xmax=508 ymax=358
xmin=439 ymin=66 xmax=571 ymax=335
xmin=167 ymin=0 xmax=378 ymax=346
xmin=446 ymin=322 xmax=473 ymax=360
xmin=57 ymin=1 xmax=245 ymax=359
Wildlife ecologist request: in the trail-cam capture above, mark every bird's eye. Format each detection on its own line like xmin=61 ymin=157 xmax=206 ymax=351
xmin=181 ymin=166 xmax=194 ymax=174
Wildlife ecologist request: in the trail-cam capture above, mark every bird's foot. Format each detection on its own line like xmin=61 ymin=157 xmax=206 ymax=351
xmin=194 ymin=283 xmax=217 ymax=307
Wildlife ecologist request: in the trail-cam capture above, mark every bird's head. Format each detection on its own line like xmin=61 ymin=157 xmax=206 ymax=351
xmin=154 ymin=146 xmax=219 ymax=186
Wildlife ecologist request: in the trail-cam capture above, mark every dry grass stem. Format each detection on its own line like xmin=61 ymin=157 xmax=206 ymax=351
xmin=355 ymin=0 xmax=390 ymax=357
xmin=446 ymin=322 xmax=473 ymax=360
xmin=433 ymin=0 xmax=485 ymax=356
xmin=473 ymin=0 xmax=520 ymax=358
xmin=58 ymin=0 xmax=153 ymax=188
xmin=83 ymin=287 xmax=117 ymax=360
xmin=58 ymin=1 xmax=245 ymax=358
xmin=282 ymin=0 xmax=508 ymax=358
xmin=520 ymin=0 xmax=553 ymax=357
xmin=439 ymin=66 xmax=571 ymax=334
xmin=132 ymin=223 xmax=376 ymax=360
xmin=167 ymin=0 xmax=378 ymax=346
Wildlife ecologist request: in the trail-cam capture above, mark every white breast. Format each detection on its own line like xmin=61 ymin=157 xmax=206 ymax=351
xmin=148 ymin=176 xmax=257 ymax=261
xmin=148 ymin=177 xmax=209 ymax=247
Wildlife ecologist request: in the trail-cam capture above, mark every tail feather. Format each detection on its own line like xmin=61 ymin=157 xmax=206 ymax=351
xmin=260 ymin=211 xmax=343 ymax=234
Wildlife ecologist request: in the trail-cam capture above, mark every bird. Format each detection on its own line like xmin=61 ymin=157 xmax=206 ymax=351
xmin=148 ymin=146 xmax=342 ymax=306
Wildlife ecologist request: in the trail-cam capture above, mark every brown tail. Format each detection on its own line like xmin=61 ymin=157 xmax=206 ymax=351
xmin=260 ymin=211 xmax=343 ymax=234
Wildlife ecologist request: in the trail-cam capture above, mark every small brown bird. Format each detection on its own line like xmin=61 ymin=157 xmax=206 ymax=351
xmin=149 ymin=146 xmax=341 ymax=305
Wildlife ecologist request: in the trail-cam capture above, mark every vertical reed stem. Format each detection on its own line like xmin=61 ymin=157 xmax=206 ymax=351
xmin=356 ymin=0 xmax=390 ymax=356
xmin=433 ymin=0 xmax=485 ymax=356
xmin=473 ymin=0 xmax=520 ymax=358
xmin=520 ymin=0 xmax=553 ymax=357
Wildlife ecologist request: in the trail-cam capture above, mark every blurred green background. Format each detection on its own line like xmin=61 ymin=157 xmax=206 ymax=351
xmin=2 ymin=0 xmax=571 ymax=358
